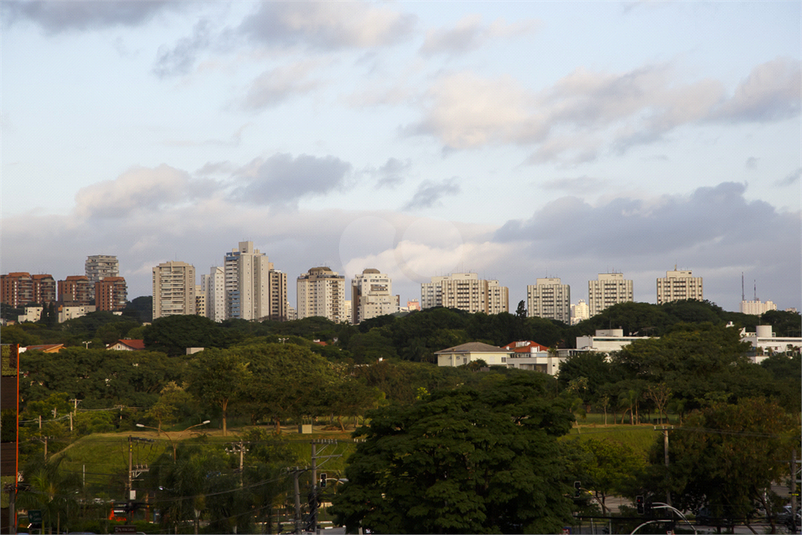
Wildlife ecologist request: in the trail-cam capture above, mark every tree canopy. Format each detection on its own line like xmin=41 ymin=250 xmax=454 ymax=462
xmin=331 ymin=372 xmax=575 ymax=534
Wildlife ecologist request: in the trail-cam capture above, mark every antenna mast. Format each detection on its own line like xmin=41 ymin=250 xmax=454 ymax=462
xmin=741 ymin=273 xmax=745 ymax=302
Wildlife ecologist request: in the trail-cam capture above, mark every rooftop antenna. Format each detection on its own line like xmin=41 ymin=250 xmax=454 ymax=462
xmin=754 ymin=280 xmax=757 ymax=302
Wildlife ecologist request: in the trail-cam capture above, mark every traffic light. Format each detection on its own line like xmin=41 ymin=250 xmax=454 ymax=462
xmin=636 ymin=495 xmax=644 ymax=514
xmin=574 ymin=481 xmax=581 ymax=498
xmin=320 ymin=473 xmax=327 ymax=488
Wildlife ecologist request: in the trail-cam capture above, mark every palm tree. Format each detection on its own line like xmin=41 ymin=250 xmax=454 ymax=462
xmin=16 ymin=457 xmax=81 ymax=534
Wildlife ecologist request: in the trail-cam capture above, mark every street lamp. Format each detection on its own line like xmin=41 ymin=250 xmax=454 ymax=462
xmin=135 ymin=420 xmax=211 ymax=460
xmin=629 ymin=502 xmax=697 ymax=535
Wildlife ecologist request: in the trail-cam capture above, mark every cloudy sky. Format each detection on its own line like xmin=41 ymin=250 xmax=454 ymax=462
xmin=2 ymin=0 xmax=800 ymax=313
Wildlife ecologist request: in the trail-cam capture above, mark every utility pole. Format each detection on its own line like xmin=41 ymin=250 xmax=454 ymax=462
xmin=791 ymin=448 xmax=797 ymax=533
xmin=311 ymin=442 xmax=317 ymax=534
xmin=293 ymin=469 xmax=302 ymax=534
xmin=656 ymin=426 xmax=673 ymax=507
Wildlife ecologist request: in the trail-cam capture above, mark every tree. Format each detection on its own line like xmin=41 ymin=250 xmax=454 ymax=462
xmin=16 ymin=457 xmax=81 ymax=534
xmin=515 ymin=300 xmax=526 ymax=318
xmin=145 ymin=315 xmax=239 ymax=356
xmin=643 ymin=398 xmax=799 ymax=532
xmin=566 ymin=438 xmax=645 ymax=515
xmin=145 ymin=382 xmax=194 ymax=432
xmin=186 ymin=349 xmax=251 ymax=436
xmin=330 ymin=372 xmax=575 ymax=534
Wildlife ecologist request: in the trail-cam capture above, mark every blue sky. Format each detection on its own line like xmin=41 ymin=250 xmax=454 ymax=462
xmin=2 ymin=1 xmax=800 ymax=313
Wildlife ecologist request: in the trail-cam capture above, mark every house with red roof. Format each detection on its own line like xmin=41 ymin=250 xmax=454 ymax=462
xmin=107 ymin=339 xmax=145 ymax=351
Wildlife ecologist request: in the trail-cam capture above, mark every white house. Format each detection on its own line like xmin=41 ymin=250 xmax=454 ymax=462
xmin=436 ymin=342 xmax=512 ymax=367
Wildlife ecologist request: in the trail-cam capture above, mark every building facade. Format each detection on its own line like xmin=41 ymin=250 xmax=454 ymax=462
xmin=95 ymin=277 xmax=127 ymax=312
xmin=224 ymin=241 xmax=272 ymax=321
xmin=656 ymin=267 xmax=703 ymax=305
xmin=527 ymin=278 xmax=571 ymax=323
xmin=58 ymin=276 xmax=93 ymax=306
xmin=1 ymin=273 xmax=34 ymax=307
xmin=85 ymin=255 xmax=119 ymax=299
xmin=351 ymin=268 xmax=399 ymax=324
xmin=571 ymin=300 xmax=590 ymax=325
xmin=201 ymin=267 xmax=226 ymax=322
xmin=739 ymin=299 xmax=777 ymax=315
xmin=297 ymin=267 xmax=346 ymax=323
xmin=421 ymin=273 xmax=509 ymax=314
xmin=268 ymin=270 xmax=288 ymax=321
xmin=588 ymin=272 xmax=633 ymax=316
xmin=152 ymin=261 xmax=196 ymax=319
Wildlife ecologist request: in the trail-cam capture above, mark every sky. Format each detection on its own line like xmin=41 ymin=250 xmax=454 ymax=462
xmin=2 ymin=0 xmax=800 ymax=314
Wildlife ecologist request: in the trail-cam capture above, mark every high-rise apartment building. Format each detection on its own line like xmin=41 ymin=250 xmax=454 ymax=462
xmin=268 ymin=270 xmax=288 ymax=321
xmin=656 ymin=267 xmax=703 ymax=305
xmin=351 ymin=268 xmax=399 ymax=324
xmin=95 ymin=277 xmax=127 ymax=312
xmin=31 ymin=274 xmax=57 ymax=305
xmin=588 ymin=272 xmax=633 ymax=316
xmin=195 ymin=285 xmax=206 ymax=318
xmin=1 ymin=272 xmax=33 ymax=307
xmin=571 ymin=300 xmax=590 ymax=325
xmin=297 ymin=267 xmax=346 ymax=323
xmin=152 ymin=261 xmax=196 ymax=319
xmin=85 ymin=255 xmax=119 ymax=299
xmin=58 ymin=276 xmax=93 ymax=305
xmin=224 ymin=241 xmax=272 ymax=321
xmin=527 ymin=278 xmax=571 ymax=323
xmin=420 ymin=273 xmax=509 ymax=314
xmin=201 ymin=267 xmax=226 ymax=322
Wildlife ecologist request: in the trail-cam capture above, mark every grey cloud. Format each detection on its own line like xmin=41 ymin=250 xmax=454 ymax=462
xmin=153 ymin=19 xmax=212 ymax=78
xmin=242 ymin=63 xmax=320 ymax=110
xmin=542 ymin=176 xmax=608 ymax=193
xmin=404 ymin=177 xmax=461 ymax=210
xmin=777 ymin=168 xmax=802 ymax=187
xmin=711 ymin=58 xmax=801 ymax=123
xmin=745 ymin=157 xmax=759 ymax=170
xmin=238 ymin=2 xmax=416 ymax=49
xmin=2 ymin=0 xmax=177 ymax=33
xmin=375 ymin=158 xmax=411 ymax=189
xmin=495 ymin=182 xmax=790 ymax=256
xmin=233 ymin=153 xmax=352 ymax=205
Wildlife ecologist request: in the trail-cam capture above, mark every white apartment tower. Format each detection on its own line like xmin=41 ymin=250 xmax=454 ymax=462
xmin=297 ymin=267 xmax=346 ymax=323
xmin=571 ymin=300 xmax=590 ymax=325
xmin=202 ymin=266 xmax=226 ymax=322
xmin=527 ymin=278 xmax=571 ymax=323
xmin=352 ymin=268 xmax=399 ymax=324
xmin=85 ymin=254 xmax=119 ymax=299
xmin=224 ymin=241 xmax=272 ymax=321
xmin=420 ymin=273 xmax=509 ymax=314
xmin=656 ymin=267 xmax=703 ymax=305
xmin=588 ymin=272 xmax=634 ymax=316
xmin=152 ymin=261 xmax=196 ymax=319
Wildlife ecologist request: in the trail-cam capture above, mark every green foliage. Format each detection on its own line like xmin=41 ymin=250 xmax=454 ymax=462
xmin=564 ymin=437 xmax=645 ymax=514
xmin=0 ymin=324 xmax=42 ymax=346
xmin=761 ymin=309 xmax=802 ymax=337
xmin=644 ymin=397 xmax=799 ymax=525
xmin=16 ymin=456 xmax=82 ymax=533
xmin=20 ymin=348 xmax=183 ymax=410
xmin=330 ymin=372 xmax=575 ymax=534
xmin=185 ymin=348 xmax=251 ymax=436
xmin=122 ymin=295 xmax=153 ymax=323
xmin=145 ymin=314 xmax=240 ymax=356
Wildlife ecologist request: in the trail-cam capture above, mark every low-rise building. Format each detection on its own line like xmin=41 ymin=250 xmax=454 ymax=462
xmin=435 ymin=342 xmax=512 ymax=367
xmin=58 ymin=304 xmax=96 ymax=323
xmin=740 ymin=325 xmax=802 ymax=363
xmin=107 ymin=339 xmax=146 ymax=351
xmin=575 ymin=329 xmax=651 ymax=353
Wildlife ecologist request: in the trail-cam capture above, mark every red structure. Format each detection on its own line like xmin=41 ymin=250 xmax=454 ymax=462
xmin=1 ymin=344 xmax=20 ymax=534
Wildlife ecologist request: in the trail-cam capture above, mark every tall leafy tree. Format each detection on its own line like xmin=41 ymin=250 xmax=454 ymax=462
xmin=643 ymin=397 xmax=798 ymax=531
xmin=331 ymin=372 xmax=575 ymax=534
xmin=186 ymin=348 xmax=251 ymax=436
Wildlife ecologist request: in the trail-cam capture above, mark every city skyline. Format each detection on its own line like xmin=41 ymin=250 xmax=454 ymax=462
xmin=2 ymin=1 xmax=800 ymax=312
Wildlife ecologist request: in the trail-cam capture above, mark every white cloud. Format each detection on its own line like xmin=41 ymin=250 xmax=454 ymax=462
xmin=420 ymin=15 xmax=539 ymax=57
xmin=242 ymin=61 xmax=321 ymax=109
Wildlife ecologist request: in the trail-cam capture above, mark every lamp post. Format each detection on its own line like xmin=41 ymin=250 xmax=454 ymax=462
xmin=135 ymin=420 xmax=211 ymax=461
